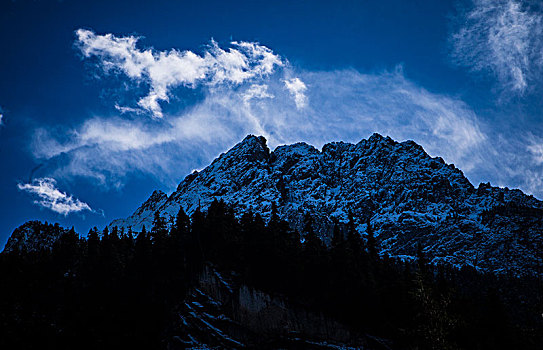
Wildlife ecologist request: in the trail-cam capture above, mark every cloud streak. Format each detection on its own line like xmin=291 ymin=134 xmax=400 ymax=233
xmin=28 ymin=30 xmax=543 ymax=201
xmin=31 ymin=67 xmax=490 ymax=188
xmin=17 ymin=178 xmax=92 ymax=215
xmin=284 ymin=77 xmax=308 ymax=109
xmin=450 ymin=0 xmax=543 ymax=94
xmin=76 ymin=29 xmax=284 ymax=118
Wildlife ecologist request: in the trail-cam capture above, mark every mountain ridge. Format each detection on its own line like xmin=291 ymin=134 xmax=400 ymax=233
xmin=4 ymin=134 xmax=542 ymax=276
xmin=107 ymin=134 xmax=543 ymax=276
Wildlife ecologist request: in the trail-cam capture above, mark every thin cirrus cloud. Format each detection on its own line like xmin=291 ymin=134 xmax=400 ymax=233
xmin=33 ymin=66 xmax=489 ymax=190
xmin=28 ymin=29 xmax=543 ymax=200
xmin=17 ymin=178 xmax=93 ymax=215
xmin=76 ymin=29 xmax=285 ymax=118
xmin=242 ymin=84 xmax=274 ymax=104
xmin=450 ymin=0 xmax=543 ymax=94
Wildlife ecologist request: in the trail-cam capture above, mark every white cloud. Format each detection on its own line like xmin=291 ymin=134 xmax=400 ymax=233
xmin=29 ymin=31 xmax=543 ymax=200
xmin=242 ymin=84 xmax=274 ymax=103
xmin=114 ymin=104 xmax=145 ymax=115
xmin=32 ymin=67 xmax=491 ymax=189
xmin=76 ymin=29 xmax=284 ymax=118
xmin=17 ymin=178 xmax=92 ymax=215
xmin=284 ymin=77 xmax=308 ymax=109
xmin=450 ymin=0 xmax=543 ymax=94
xmin=528 ymin=141 xmax=543 ymax=164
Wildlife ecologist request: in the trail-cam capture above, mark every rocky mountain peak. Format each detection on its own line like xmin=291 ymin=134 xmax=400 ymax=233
xmin=8 ymin=134 xmax=542 ymax=276
xmin=226 ymin=134 xmax=270 ymax=163
xmin=148 ymin=190 xmax=167 ymax=202
xmin=106 ymin=134 xmax=543 ymax=276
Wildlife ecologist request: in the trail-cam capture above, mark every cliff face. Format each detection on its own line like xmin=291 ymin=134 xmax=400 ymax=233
xmin=169 ymin=265 xmax=387 ymax=349
xmin=109 ymin=134 xmax=543 ymax=276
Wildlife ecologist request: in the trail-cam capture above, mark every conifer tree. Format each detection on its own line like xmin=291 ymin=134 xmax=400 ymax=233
xmin=102 ymin=226 xmax=109 ymax=241
xmin=151 ymin=211 xmax=168 ymax=241
xmin=346 ymin=211 xmax=362 ymax=255
xmin=417 ymin=241 xmax=428 ymax=274
xmin=110 ymin=226 xmax=120 ymax=244
xmin=366 ymin=217 xmax=377 ymax=260
xmin=134 ymin=225 xmax=152 ymax=275
xmin=302 ymin=212 xmax=324 ymax=254
xmin=331 ymin=217 xmax=344 ymax=249
xmin=87 ymin=227 xmax=100 ymax=258
xmin=174 ymin=206 xmax=190 ymax=238
xmin=190 ymin=207 xmax=206 ymax=268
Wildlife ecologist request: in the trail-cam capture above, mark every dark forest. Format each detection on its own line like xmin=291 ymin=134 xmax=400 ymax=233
xmin=1 ymin=200 xmax=542 ymax=349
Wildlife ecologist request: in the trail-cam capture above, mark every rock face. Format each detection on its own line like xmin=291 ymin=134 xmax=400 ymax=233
xmin=170 ymin=266 xmax=386 ymax=349
xmin=3 ymin=221 xmax=67 ymax=253
xmin=112 ymin=189 xmax=168 ymax=231
xmin=109 ymin=134 xmax=543 ymax=276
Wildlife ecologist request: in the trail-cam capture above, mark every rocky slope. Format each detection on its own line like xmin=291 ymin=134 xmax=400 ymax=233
xmin=168 ymin=266 xmax=388 ymax=349
xmin=109 ymin=134 xmax=543 ymax=276
xmin=3 ymin=221 xmax=68 ymax=253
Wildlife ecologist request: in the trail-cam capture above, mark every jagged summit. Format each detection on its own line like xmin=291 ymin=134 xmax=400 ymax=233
xmin=6 ymin=134 xmax=542 ymax=276
xmin=144 ymin=190 xmax=167 ymax=207
xmin=106 ymin=134 xmax=543 ymax=276
xmin=224 ymin=134 xmax=270 ymax=161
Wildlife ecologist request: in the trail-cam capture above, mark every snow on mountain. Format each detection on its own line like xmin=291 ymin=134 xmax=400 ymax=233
xmin=110 ymin=134 xmax=543 ymax=276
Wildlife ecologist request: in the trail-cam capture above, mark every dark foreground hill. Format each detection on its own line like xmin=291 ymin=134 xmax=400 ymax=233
xmin=1 ymin=202 xmax=542 ymax=349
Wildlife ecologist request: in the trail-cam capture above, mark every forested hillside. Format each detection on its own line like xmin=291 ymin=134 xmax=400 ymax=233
xmin=1 ymin=200 xmax=541 ymax=349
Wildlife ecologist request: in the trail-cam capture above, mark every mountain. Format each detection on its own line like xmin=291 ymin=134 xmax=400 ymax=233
xmin=3 ymin=221 xmax=67 ymax=253
xmin=3 ymin=135 xmax=543 ymax=348
xmin=110 ymin=134 xmax=543 ymax=276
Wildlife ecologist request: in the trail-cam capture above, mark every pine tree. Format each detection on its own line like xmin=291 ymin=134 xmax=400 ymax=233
xmin=53 ymin=227 xmax=79 ymax=269
xmin=346 ymin=211 xmax=363 ymax=257
xmin=174 ymin=207 xmax=190 ymax=238
xmin=135 ymin=225 xmax=151 ymax=269
xmin=303 ymin=212 xmax=324 ymax=254
xmin=331 ymin=217 xmax=344 ymax=249
xmin=190 ymin=207 xmax=206 ymax=267
xmin=110 ymin=226 xmax=120 ymax=245
xmin=366 ymin=217 xmax=378 ymax=260
xmin=102 ymin=226 xmax=109 ymax=241
xmin=417 ymin=241 xmax=428 ymax=275
xmin=87 ymin=227 xmax=100 ymax=259
xmin=151 ymin=211 xmax=168 ymax=241
xmin=127 ymin=226 xmax=134 ymax=240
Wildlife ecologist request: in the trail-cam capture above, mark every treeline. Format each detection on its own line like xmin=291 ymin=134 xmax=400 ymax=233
xmin=1 ymin=200 xmax=542 ymax=349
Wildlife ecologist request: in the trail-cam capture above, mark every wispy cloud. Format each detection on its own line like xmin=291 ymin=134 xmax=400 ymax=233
xmin=31 ymin=66 xmax=490 ymax=188
xmin=450 ymin=0 xmax=543 ymax=94
xmin=28 ymin=30 xmax=543 ymax=199
xmin=76 ymin=29 xmax=284 ymax=118
xmin=242 ymin=84 xmax=274 ymax=104
xmin=17 ymin=178 xmax=92 ymax=215
xmin=284 ymin=77 xmax=308 ymax=109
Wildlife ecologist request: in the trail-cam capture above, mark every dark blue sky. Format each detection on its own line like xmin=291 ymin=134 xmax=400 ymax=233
xmin=2 ymin=0 xmax=543 ymax=247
